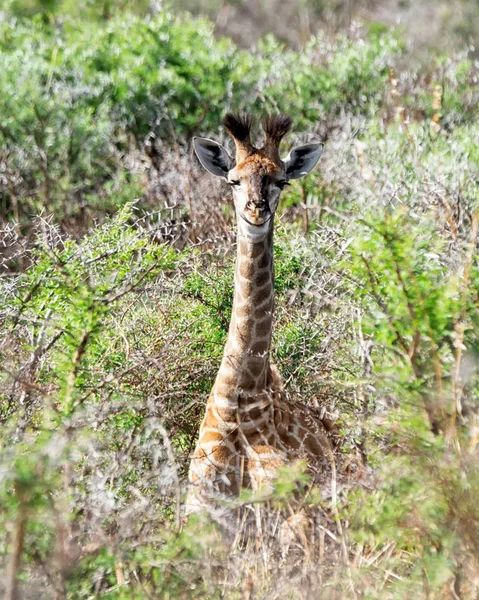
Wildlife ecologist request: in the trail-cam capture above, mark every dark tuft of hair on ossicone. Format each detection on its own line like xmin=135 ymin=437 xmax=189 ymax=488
xmin=223 ymin=113 xmax=254 ymax=142
xmin=262 ymin=114 xmax=293 ymax=145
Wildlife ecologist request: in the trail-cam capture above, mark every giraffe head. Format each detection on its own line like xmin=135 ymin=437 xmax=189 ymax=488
xmin=193 ymin=114 xmax=323 ymax=239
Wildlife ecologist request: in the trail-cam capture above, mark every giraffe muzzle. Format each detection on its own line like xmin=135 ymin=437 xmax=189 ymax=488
xmin=245 ymin=200 xmax=271 ymax=225
xmin=240 ymin=211 xmax=272 ymax=228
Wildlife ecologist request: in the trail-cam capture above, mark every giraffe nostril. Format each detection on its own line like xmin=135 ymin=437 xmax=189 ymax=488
xmin=252 ymin=199 xmax=268 ymax=210
xmin=248 ymin=201 xmax=267 ymax=210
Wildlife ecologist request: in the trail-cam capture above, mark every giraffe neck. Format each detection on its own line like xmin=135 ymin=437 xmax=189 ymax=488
xmin=214 ymin=226 xmax=274 ymax=398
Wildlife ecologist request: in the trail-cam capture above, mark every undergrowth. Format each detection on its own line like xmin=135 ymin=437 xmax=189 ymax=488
xmin=0 ymin=3 xmax=478 ymax=599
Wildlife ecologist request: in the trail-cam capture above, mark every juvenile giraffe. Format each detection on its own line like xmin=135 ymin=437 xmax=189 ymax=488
xmin=188 ymin=114 xmax=330 ymax=512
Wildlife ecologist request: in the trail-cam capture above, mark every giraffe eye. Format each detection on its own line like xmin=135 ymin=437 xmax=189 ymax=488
xmin=228 ymin=179 xmax=240 ymax=187
xmin=276 ymin=180 xmax=289 ymax=190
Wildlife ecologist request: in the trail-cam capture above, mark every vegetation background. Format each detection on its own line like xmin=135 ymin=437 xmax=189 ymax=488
xmin=0 ymin=0 xmax=478 ymax=598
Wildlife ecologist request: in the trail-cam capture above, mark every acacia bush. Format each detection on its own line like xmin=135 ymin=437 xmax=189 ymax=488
xmin=0 ymin=4 xmax=402 ymax=235
xmin=0 ymin=4 xmax=478 ymax=599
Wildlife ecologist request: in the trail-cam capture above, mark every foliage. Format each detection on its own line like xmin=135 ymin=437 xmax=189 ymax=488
xmin=0 ymin=5 xmax=404 ymax=231
xmin=336 ymin=95 xmax=479 ymax=598
xmin=0 ymin=3 xmax=478 ymax=599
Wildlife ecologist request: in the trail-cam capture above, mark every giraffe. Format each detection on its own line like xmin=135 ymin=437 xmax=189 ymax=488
xmin=187 ymin=113 xmax=332 ymax=513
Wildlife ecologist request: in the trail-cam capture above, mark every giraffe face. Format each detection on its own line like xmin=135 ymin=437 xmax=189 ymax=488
xmin=227 ymin=154 xmax=287 ymax=233
xmin=193 ymin=116 xmax=323 ymax=241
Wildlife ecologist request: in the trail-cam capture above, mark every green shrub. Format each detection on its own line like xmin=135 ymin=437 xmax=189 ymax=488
xmin=1 ymin=5 xmax=478 ymax=598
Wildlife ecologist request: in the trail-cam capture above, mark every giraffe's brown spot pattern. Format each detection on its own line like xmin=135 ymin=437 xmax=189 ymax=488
xmin=257 ymin=252 xmax=271 ymax=269
xmin=255 ymin=271 xmax=270 ymax=288
xmin=204 ymin=404 xmax=219 ymax=428
xmin=215 ymin=405 xmax=237 ymax=422
xmin=217 ymin=371 xmax=238 ymax=388
xmin=200 ymin=429 xmax=224 ymax=443
xmin=250 ymin=339 xmax=269 ymax=354
xmin=236 ymin=304 xmax=252 ymax=319
xmin=247 ymin=359 xmax=265 ymax=378
xmin=238 ymin=240 xmax=248 ymax=255
xmin=239 ymin=260 xmax=254 ymax=280
xmin=255 ymin=317 xmax=272 ymax=338
xmin=254 ymin=303 xmax=271 ymax=319
xmin=244 ymin=406 xmax=262 ymax=421
xmin=240 ymin=280 xmax=253 ymax=297
xmin=210 ymin=445 xmax=232 ymax=463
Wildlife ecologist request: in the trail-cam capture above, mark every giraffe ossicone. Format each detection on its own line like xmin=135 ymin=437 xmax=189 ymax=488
xmin=187 ymin=113 xmax=330 ymax=514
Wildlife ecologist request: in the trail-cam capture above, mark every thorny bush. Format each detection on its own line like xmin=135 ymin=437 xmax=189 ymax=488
xmin=0 ymin=4 xmax=478 ymax=599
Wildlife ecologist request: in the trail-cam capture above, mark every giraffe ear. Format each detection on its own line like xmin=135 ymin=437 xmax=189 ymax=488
xmin=193 ymin=137 xmax=233 ymax=178
xmin=283 ymin=143 xmax=324 ymax=180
